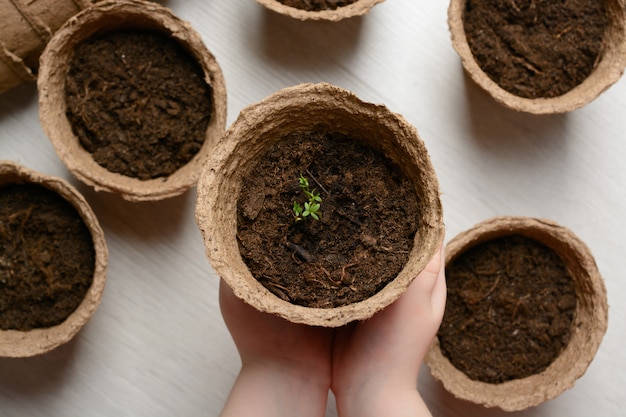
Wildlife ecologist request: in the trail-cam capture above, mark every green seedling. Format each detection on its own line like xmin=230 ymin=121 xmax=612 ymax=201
xmin=293 ymin=174 xmax=322 ymax=221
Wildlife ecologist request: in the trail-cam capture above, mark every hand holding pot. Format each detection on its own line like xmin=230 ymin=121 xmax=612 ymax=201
xmin=219 ymin=279 xmax=334 ymax=417
xmin=331 ymin=246 xmax=446 ymax=417
xmin=219 ymin=246 xmax=445 ymax=417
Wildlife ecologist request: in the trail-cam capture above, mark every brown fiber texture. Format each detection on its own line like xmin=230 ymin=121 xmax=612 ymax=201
xmin=425 ymin=216 xmax=608 ymax=411
xmin=0 ymin=45 xmax=35 ymax=94
xmin=255 ymin=0 xmax=384 ymax=21
xmin=196 ymin=82 xmax=443 ymax=327
xmin=0 ymin=160 xmax=108 ymax=358
xmin=38 ymin=0 xmax=227 ymax=201
xmin=448 ymin=0 xmax=626 ymax=113
xmin=0 ymin=0 xmax=93 ymax=94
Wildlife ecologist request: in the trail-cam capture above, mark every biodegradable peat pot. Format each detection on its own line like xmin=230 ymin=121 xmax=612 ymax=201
xmin=0 ymin=46 xmax=35 ymax=95
xmin=255 ymin=0 xmax=384 ymax=21
xmin=425 ymin=216 xmax=608 ymax=411
xmin=0 ymin=161 xmax=107 ymax=358
xmin=0 ymin=0 xmax=94 ymax=69
xmin=449 ymin=0 xmax=626 ymax=114
xmin=38 ymin=0 xmax=227 ymax=202
xmin=0 ymin=0 xmax=94 ymax=94
xmin=196 ymin=82 xmax=443 ymax=327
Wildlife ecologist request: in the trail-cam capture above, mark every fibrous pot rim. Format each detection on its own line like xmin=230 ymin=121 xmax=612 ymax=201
xmin=448 ymin=0 xmax=626 ymax=114
xmin=37 ymin=0 xmax=227 ymax=201
xmin=425 ymin=216 xmax=608 ymax=411
xmin=0 ymin=160 xmax=108 ymax=358
xmin=195 ymin=82 xmax=443 ymax=327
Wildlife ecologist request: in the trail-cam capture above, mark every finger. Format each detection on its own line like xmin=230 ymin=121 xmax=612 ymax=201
xmin=407 ymin=244 xmax=445 ymax=313
xmin=430 ymin=249 xmax=447 ymax=320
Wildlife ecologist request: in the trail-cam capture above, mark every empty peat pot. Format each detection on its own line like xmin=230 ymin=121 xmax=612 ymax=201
xmin=38 ymin=0 xmax=227 ymax=201
xmin=195 ymin=82 xmax=443 ymax=327
xmin=255 ymin=0 xmax=385 ymax=21
xmin=425 ymin=216 xmax=608 ymax=411
xmin=448 ymin=0 xmax=626 ymax=113
xmin=0 ymin=161 xmax=107 ymax=358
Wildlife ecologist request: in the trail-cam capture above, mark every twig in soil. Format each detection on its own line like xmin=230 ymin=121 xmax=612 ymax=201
xmin=512 ymin=55 xmax=543 ymax=75
xmin=468 ymin=275 xmax=501 ymax=305
xmin=285 ymin=240 xmax=316 ymax=263
xmin=481 ymin=275 xmax=501 ymax=300
xmin=340 ymin=263 xmax=357 ymax=284
xmin=266 ymin=282 xmax=290 ymax=302
xmin=321 ymin=266 xmax=343 ymax=287
xmin=511 ymin=294 xmax=531 ymax=320
xmin=306 ymin=267 xmax=333 ymax=289
xmin=555 ymin=27 xmax=573 ymax=39
xmin=305 ymin=169 xmax=330 ymax=196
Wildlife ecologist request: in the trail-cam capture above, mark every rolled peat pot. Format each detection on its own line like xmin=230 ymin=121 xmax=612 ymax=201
xmin=0 ymin=0 xmax=94 ymax=94
xmin=0 ymin=161 xmax=107 ymax=358
xmin=195 ymin=83 xmax=444 ymax=327
xmin=425 ymin=216 xmax=608 ymax=411
xmin=38 ymin=0 xmax=227 ymax=201
xmin=0 ymin=46 xmax=35 ymax=95
xmin=255 ymin=0 xmax=385 ymax=21
xmin=448 ymin=0 xmax=626 ymax=113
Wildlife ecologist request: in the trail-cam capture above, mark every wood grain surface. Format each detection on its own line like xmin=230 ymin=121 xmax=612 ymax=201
xmin=1 ymin=0 xmax=624 ymax=416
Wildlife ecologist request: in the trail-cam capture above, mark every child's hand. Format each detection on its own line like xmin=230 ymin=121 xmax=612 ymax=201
xmin=331 ymin=246 xmax=446 ymax=417
xmin=219 ymin=280 xmax=333 ymax=417
xmin=218 ymin=243 xmax=445 ymax=417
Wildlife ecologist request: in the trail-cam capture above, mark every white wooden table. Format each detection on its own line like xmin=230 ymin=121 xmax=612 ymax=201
xmin=1 ymin=1 xmax=624 ymax=416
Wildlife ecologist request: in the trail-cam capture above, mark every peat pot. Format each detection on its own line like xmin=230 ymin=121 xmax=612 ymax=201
xmin=195 ymin=82 xmax=444 ymax=327
xmin=38 ymin=0 xmax=227 ymax=201
xmin=0 ymin=161 xmax=107 ymax=358
xmin=426 ymin=216 xmax=608 ymax=411
xmin=0 ymin=0 xmax=94 ymax=94
xmin=448 ymin=0 xmax=626 ymax=113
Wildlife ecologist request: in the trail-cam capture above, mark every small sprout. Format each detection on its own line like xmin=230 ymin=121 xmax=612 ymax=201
xmin=303 ymin=201 xmax=321 ymax=220
xmin=293 ymin=201 xmax=304 ymax=219
xmin=293 ymin=174 xmax=322 ymax=222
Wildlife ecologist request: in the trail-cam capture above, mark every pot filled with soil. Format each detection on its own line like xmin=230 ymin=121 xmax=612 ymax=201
xmin=38 ymin=0 xmax=227 ymax=201
xmin=255 ymin=0 xmax=385 ymax=21
xmin=425 ymin=216 xmax=608 ymax=411
xmin=449 ymin=0 xmax=626 ymax=113
xmin=196 ymin=82 xmax=443 ymax=327
xmin=0 ymin=161 xmax=107 ymax=358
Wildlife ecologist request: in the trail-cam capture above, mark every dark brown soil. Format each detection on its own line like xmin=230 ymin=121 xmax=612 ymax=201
xmin=438 ymin=235 xmax=577 ymax=383
xmin=0 ymin=184 xmax=95 ymax=331
xmin=65 ymin=29 xmax=213 ymax=180
xmin=277 ymin=0 xmax=358 ymax=11
xmin=236 ymin=131 xmax=421 ymax=308
xmin=463 ymin=0 xmax=609 ymax=98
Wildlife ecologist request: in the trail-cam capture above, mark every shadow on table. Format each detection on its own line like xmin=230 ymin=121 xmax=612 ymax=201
xmin=254 ymin=7 xmax=365 ymax=71
xmin=0 ymin=336 xmax=79 ymax=397
xmin=460 ymin=68 xmax=570 ymax=154
xmin=0 ymin=82 xmax=38 ymax=123
xmin=75 ymin=181 xmax=193 ymax=243
xmin=424 ymin=370 xmax=551 ymax=417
